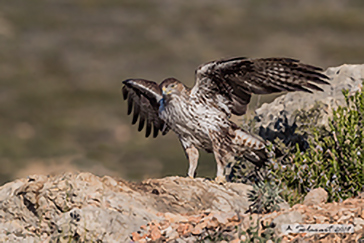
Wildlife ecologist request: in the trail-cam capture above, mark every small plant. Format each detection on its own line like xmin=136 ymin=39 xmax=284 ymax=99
xmin=240 ymin=216 xmax=281 ymax=243
xmin=247 ymin=181 xmax=284 ymax=214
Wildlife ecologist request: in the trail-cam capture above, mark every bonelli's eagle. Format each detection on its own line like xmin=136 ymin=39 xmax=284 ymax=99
xmin=121 ymin=57 xmax=329 ymax=182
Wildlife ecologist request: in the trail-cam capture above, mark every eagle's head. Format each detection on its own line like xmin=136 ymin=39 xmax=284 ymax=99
xmin=160 ymin=78 xmax=187 ymax=98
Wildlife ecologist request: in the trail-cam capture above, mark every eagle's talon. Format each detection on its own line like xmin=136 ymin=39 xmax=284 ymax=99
xmin=186 ymin=175 xmax=194 ymax=179
xmin=215 ymin=176 xmax=226 ymax=184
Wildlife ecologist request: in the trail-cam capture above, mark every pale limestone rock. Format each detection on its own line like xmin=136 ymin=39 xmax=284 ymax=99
xmin=273 ymin=211 xmax=303 ymax=234
xmin=354 ymin=217 xmax=364 ymax=232
xmin=0 ymin=173 xmax=253 ymax=242
xmin=303 ymin=188 xmax=328 ymax=206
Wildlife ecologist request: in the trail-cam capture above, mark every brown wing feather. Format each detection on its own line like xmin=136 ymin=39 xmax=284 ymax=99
xmin=122 ymin=79 xmax=170 ymax=138
xmin=194 ymin=57 xmax=330 ymax=116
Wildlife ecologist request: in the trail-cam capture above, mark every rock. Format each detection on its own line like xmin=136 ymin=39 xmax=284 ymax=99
xmin=191 ymin=223 xmax=204 ymax=235
xmin=0 ymin=173 xmax=254 ymax=242
xmin=165 ymin=228 xmax=179 ymax=239
xmin=240 ymin=234 xmax=247 ymax=241
xmin=165 ymin=212 xmax=189 ymax=223
xmin=255 ymin=64 xmax=364 ymax=143
xmin=212 ymin=211 xmax=236 ymax=224
xmin=132 ymin=231 xmax=142 ymax=241
xmin=303 ymin=188 xmax=328 ymax=206
xmin=150 ymin=226 xmax=162 ymax=241
xmin=354 ymin=217 xmax=364 ymax=232
xmin=277 ymin=201 xmax=291 ymax=211
xmin=313 ymin=214 xmax=327 ymax=223
xmin=273 ymin=211 xmax=303 ymax=234
xmin=338 ymin=214 xmax=353 ymax=223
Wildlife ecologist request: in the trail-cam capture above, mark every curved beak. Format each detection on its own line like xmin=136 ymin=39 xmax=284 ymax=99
xmin=162 ymin=86 xmax=171 ymax=95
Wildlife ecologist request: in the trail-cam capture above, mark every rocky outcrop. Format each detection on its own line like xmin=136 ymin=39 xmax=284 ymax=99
xmin=255 ymin=64 xmax=364 ymax=143
xmin=1 ymin=172 xmax=363 ymax=242
xmin=0 ymin=172 xmax=253 ymax=242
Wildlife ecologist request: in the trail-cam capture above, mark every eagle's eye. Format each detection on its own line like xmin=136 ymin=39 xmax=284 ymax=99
xmin=170 ymin=84 xmax=176 ymax=88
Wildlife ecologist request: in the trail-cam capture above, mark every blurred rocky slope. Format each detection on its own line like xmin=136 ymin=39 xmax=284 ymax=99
xmin=1 ymin=0 xmax=364 ymax=184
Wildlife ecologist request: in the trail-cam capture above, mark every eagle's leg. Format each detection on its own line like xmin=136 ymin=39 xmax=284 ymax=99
xmin=208 ymin=129 xmax=229 ymax=183
xmin=214 ymin=153 xmax=226 ymax=183
xmin=185 ymin=146 xmax=199 ymax=178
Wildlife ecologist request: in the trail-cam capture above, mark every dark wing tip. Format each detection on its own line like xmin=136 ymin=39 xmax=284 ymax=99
xmin=138 ymin=116 xmax=145 ymax=131
xmin=301 ymin=65 xmax=330 ymax=92
xmin=308 ymin=83 xmax=323 ymax=92
xmin=316 ymin=73 xmax=331 ymax=85
xmin=153 ymin=125 xmax=159 ymax=138
xmin=145 ymin=121 xmax=152 ymax=138
xmin=131 ymin=104 xmax=140 ymax=125
xmin=127 ymin=95 xmax=134 ymax=115
xmin=121 ymin=86 xmax=128 ymax=100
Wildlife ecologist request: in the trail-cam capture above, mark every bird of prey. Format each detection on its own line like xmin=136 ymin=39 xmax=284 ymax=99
xmin=121 ymin=57 xmax=329 ymax=182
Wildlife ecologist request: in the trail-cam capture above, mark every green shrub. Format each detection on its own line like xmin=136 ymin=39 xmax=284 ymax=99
xmin=269 ymin=85 xmax=364 ymax=205
xmin=247 ymin=181 xmax=284 ymax=214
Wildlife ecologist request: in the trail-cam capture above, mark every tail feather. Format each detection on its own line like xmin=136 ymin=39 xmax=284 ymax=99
xmin=232 ymin=128 xmax=269 ymax=167
xmin=243 ymin=148 xmax=269 ymax=168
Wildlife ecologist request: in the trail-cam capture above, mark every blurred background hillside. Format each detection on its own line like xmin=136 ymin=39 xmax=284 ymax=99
xmin=0 ymin=0 xmax=364 ymax=185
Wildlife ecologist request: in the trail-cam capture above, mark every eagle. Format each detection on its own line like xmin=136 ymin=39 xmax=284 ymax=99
xmin=121 ymin=57 xmax=329 ymax=182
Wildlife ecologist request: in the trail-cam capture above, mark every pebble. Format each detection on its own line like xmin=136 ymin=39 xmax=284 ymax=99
xmin=150 ymin=227 xmax=161 ymax=241
xmin=131 ymin=232 xmax=141 ymax=241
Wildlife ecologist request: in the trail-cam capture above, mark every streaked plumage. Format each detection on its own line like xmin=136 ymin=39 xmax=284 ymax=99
xmin=121 ymin=57 xmax=329 ymax=182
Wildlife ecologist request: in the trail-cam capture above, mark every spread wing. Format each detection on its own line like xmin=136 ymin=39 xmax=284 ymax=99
xmin=193 ymin=57 xmax=330 ymax=116
xmin=122 ymin=79 xmax=170 ymax=138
